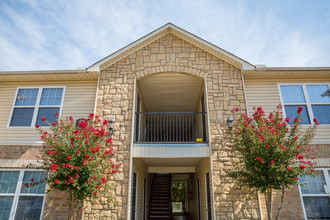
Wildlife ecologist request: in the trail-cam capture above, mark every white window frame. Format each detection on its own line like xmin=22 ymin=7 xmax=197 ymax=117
xmin=298 ymin=168 xmax=330 ymax=220
xmin=7 ymin=86 xmax=66 ymax=128
xmin=278 ymin=83 xmax=330 ymax=125
xmin=0 ymin=169 xmax=47 ymax=220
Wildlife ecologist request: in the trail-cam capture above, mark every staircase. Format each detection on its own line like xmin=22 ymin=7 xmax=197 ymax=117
xmin=148 ymin=174 xmax=172 ymax=220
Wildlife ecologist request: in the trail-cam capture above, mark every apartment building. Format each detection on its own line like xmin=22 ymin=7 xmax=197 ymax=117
xmin=0 ymin=23 xmax=329 ymax=220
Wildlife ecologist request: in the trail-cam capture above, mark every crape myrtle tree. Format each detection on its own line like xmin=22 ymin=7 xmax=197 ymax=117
xmin=227 ymin=105 xmax=318 ymax=220
xmin=26 ymin=113 xmax=120 ymax=220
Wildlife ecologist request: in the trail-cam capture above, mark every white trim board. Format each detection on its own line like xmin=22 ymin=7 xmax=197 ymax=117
xmin=148 ymin=167 xmax=195 ymax=173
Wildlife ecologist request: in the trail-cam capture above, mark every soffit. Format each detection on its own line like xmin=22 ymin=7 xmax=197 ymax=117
xmin=141 ymin=158 xmax=202 ymax=167
xmin=137 ymin=73 xmax=203 ymax=112
xmin=88 ymin=23 xmax=255 ymax=71
xmin=0 ymin=70 xmax=99 ymax=82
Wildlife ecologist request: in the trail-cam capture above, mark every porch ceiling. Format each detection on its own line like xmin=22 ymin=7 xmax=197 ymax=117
xmin=137 ymin=73 xmax=204 ymax=112
xmin=140 ymin=157 xmax=202 ymax=167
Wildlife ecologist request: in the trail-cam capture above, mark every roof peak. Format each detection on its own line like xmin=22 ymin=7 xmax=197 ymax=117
xmin=87 ymin=23 xmax=255 ymax=71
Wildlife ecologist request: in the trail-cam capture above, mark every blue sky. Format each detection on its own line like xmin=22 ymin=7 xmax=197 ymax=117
xmin=0 ymin=0 xmax=330 ymax=70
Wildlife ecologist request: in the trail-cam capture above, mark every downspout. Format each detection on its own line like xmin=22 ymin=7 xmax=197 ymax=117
xmin=241 ymin=72 xmax=263 ymax=220
xmin=93 ymin=69 xmax=101 ymax=115
xmin=204 ymin=77 xmax=216 ymax=220
xmin=241 ymin=72 xmax=249 ymax=115
xmin=127 ymin=77 xmax=137 ymax=219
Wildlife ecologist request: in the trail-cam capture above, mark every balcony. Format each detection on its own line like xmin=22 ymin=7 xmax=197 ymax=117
xmin=133 ymin=72 xmax=209 ymax=158
xmin=134 ymin=112 xmax=207 ymax=144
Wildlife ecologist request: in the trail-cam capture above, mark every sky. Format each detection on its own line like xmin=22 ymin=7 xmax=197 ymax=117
xmin=0 ymin=0 xmax=330 ymax=71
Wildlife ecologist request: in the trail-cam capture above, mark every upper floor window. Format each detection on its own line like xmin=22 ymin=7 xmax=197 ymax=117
xmin=0 ymin=170 xmax=47 ymax=219
xmin=279 ymin=84 xmax=330 ymax=124
xmin=9 ymin=87 xmax=64 ymax=127
xmin=299 ymin=169 xmax=330 ymax=219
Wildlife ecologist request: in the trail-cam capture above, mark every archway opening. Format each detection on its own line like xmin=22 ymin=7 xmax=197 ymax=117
xmin=135 ymin=72 xmax=207 ymax=144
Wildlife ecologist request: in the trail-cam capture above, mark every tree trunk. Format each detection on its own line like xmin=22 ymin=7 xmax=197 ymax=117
xmin=67 ymin=193 xmax=77 ymax=220
xmin=265 ymin=187 xmax=273 ymax=220
xmin=275 ymin=187 xmax=285 ymax=220
xmin=68 ymin=194 xmax=72 ymax=220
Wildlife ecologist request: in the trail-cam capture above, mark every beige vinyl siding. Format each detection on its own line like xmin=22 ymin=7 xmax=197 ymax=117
xmin=190 ymin=158 xmax=210 ymax=220
xmin=132 ymin=158 xmax=148 ymax=220
xmin=244 ymin=78 xmax=330 ymax=143
xmin=0 ymin=81 xmax=97 ymax=144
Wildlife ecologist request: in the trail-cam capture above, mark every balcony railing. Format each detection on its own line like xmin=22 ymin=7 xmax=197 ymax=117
xmin=134 ymin=112 xmax=207 ymax=144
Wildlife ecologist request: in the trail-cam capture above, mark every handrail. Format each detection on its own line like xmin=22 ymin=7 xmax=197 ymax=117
xmin=169 ymin=173 xmax=172 ymax=220
xmin=134 ymin=112 xmax=208 ymax=144
xmin=147 ymin=173 xmax=155 ymax=219
xmin=136 ymin=112 xmax=207 ymax=114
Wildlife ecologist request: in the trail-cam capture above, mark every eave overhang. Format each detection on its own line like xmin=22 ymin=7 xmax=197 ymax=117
xmin=0 ymin=69 xmax=99 ymax=82
xmin=243 ymin=67 xmax=330 ymax=79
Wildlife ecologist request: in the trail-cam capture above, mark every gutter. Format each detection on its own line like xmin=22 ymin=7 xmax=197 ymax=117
xmin=255 ymin=66 xmax=330 ymax=71
xmin=0 ymin=69 xmax=90 ymax=75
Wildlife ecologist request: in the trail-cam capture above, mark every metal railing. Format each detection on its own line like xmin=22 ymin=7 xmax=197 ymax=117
xmin=134 ymin=112 xmax=207 ymax=143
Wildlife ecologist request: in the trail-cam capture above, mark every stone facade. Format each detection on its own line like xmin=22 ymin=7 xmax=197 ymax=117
xmin=84 ymin=33 xmax=260 ymax=219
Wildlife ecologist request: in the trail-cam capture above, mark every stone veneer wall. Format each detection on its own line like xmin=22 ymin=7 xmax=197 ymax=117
xmin=87 ymin=33 xmax=260 ymax=219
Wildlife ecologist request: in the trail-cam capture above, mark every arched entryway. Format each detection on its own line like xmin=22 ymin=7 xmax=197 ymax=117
xmin=129 ymin=72 xmax=214 ymax=220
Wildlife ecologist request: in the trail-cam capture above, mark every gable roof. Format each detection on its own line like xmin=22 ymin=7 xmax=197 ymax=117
xmin=87 ymin=23 xmax=256 ymax=71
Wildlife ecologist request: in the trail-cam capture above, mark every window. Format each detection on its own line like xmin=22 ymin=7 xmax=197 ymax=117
xmin=299 ymin=169 xmax=330 ymax=219
xmin=9 ymin=87 xmax=64 ymax=127
xmin=279 ymin=84 xmax=330 ymax=124
xmin=0 ymin=170 xmax=47 ymax=220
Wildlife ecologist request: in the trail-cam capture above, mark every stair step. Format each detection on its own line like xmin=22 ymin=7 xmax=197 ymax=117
xmin=152 ymin=195 xmax=170 ymax=197
xmin=149 ymin=216 xmax=171 ymax=218
xmin=151 ymin=202 xmax=170 ymax=205
xmin=151 ymin=201 xmax=170 ymax=204
xmin=148 ymin=174 xmax=172 ymax=219
xmin=149 ymin=217 xmax=171 ymax=220
xmin=151 ymin=196 xmax=170 ymax=198
xmin=150 ymin=207 xmax=170 ymax=210
xmin=151 ymin=203 xmax=170 ymax=207
xmin=150 ymin=213 xmax=170 ymax=216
